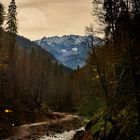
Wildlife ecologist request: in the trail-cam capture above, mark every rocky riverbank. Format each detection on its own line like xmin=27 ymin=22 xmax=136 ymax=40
xmin=6 ymin=112 xmax=82 ymax=140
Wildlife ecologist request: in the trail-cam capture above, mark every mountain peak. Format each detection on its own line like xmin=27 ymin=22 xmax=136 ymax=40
xmin=41 ymin=36 xmax=47 ymax=40
xmin=35 ymin=35 xmax=92 ymax=69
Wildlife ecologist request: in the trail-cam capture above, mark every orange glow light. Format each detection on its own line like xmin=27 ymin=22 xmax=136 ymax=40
xmin=5 ymin=109 xmax=13 ymax=113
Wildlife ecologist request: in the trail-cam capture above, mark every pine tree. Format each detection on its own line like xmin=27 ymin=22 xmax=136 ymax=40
xmin=5 ymin=0 xmax=18 ymax=112
xmin=0 ymin=2 xmax=5 ymax=28
xmin=132 ymin=0 xmax=140 ymax=16
xmin=6 ymin=0 xmax=18 ymax=41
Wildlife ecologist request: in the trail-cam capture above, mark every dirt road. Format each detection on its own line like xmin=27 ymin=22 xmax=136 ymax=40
xmin=6 ymin=112 xmax=82 ymax=140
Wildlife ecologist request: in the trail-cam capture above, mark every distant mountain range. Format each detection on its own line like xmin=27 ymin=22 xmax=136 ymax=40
xmin=16 ymin=35 xmax=73 ymax=72
xmin=35 ymin=35 xmax=94 ymax=69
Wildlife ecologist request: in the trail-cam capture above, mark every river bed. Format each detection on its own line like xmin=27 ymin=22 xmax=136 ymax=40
xmin=40 ymin=127 xmax=84 ymax=140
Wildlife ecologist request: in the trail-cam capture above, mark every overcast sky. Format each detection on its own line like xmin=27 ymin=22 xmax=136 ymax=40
xmin=2 ymin=0 xmax=94 ymax=40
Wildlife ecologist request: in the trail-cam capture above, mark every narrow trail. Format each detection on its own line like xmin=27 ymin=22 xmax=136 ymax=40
xmin=6 ymin=112 xmax=82 ymax=140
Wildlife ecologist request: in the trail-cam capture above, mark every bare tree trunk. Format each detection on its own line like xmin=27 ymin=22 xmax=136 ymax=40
xmin=88 ymin=35 xmax=110 ymax=137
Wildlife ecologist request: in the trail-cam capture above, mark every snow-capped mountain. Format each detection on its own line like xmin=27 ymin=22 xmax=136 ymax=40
xmin=35 ymin=35 xmax=96 ymax=69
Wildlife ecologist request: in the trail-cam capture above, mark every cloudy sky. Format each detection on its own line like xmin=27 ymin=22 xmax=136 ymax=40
xmin=2 ymin=0 xmax=94 ymax=40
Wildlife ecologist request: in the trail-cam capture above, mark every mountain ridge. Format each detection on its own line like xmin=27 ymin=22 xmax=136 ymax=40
xmin=35 ymin=35 xmax=90 ymax=69
xmin=16 ymin=35 xmax=73 ymax=72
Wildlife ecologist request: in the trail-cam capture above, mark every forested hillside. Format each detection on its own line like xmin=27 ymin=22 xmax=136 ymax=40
xmin=0 ymin=0 xmax=140 ymax=139
xmin=72 ymin=0 xmax=140 ymax=139
xmin=1 ymin=30 xmax=73 ymax=116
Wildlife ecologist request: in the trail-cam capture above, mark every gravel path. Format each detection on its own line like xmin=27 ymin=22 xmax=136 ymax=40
xmin=6 ymin=112 xmax=82 ymax=140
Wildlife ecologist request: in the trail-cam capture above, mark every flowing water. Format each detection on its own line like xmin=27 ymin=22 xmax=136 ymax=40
xmin=40 ymin=127 xmax=84 ymax=140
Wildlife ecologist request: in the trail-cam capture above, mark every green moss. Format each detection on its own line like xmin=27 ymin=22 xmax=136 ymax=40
xmin=77 ymin=97 xmax=105 ymax=117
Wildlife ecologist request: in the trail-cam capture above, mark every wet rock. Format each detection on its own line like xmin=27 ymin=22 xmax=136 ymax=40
xmin=72 ymin=130 xmax=93 ymax=140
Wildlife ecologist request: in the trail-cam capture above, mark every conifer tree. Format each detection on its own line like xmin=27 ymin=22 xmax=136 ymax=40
xmin=6 ymin=0 xmax=18 ymax=112
xmin=6 ymin=0 xmax=18 ymax=41
xmin=0 ymin=2 xmax=5 ymax=28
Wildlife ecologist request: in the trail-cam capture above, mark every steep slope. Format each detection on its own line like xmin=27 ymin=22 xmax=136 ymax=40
xmin=16 ymin=35 xmax=73 ymax=72
xmin=35 ymin=35 xmax=90 ymax=69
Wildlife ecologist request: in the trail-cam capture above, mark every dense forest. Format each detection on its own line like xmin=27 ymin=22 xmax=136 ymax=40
xmin=0 ymin=0 xmax=140 ymax=139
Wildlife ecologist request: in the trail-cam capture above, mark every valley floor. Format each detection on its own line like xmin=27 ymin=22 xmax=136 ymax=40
xmin=6 ymin=112 xmax=82 ymax=140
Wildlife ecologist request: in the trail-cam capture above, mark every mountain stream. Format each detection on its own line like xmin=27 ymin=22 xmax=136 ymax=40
xmin=40 ymin=127 xmax=84 ymax=140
